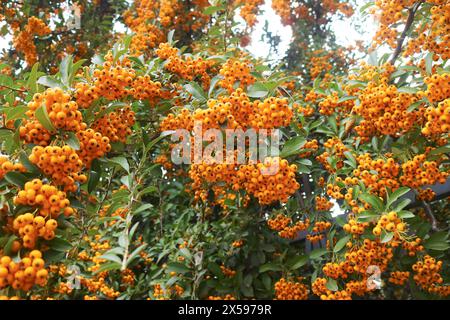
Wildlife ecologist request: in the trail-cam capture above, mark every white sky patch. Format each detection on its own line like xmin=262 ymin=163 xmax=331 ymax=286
xmin=0 ymin=22 xmax=11 ymax=52
xmin=246 ymin=0 xmax=379 ymax=62
xmin=331 ymin=199 xmax=346 ymax=217
xmin=244 ymin=0 xmax=293 ymax=61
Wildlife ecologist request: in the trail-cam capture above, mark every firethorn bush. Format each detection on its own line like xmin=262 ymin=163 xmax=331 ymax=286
xmin=0 ymin=0 xmax=449 ymax=300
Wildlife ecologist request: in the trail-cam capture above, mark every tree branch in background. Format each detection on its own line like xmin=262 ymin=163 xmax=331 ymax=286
xmin=422 ymin=201 xmax=439 ymax=232
xmin=390 ymin=0 xmax=424 ymax=64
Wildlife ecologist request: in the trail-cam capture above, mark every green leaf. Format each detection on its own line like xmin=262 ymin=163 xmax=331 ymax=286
xmin=328 ymin=116 xmax=338 ymax=134
xmin=380 ymin=231 xmax=394 ymax=243
xmin=280 ymin=136 xmax=306 ymax=158
xmin=93 ymin=262 xmax=121 ymax=274
xmin=386 ymin=187 xmax=410 ymax=208
xmin=37 ymin=76 xmax=63 ymax=88
xmin=326 ymin=278 xmax=339 ymax=292
xmin=0 ymin=129 xmax=13 ymax=141
xmin=4 ymin=172 xmax=28 ymax=188
xmin=397 ymin=211 xmax=415 ymax=219
xmin=99 ymin=253 xmax=123 ymax=264
xmin=3 ymin=235 xmax=18 ymax=256
xmin=287 ymin=254 xmax=309 ymax=270
xmin=27 ymin=63 xmax=40 ymax=94
xmin=87 ymin=170 xmax=100 ymax=194
xmin=407 ymin=100 xmax=424 ymax=112
xmin=208 ymin=75 xmax=222 ymax=97
xmin=338 ymin=96 xmax=357 ymax=103
xmin=423 ymin=232 xmax=449 ymax=251
xmin=109 ymin=156 xmax=130 ymax=173
xmin=333 ymin=235 xmax=351 ymax=253
xmin=207 ymin=262 xmax=223 ymax=277
xmin=397 ymin=87 xmax=419 ymax=94
xmin=309 ymin=248 xmax=328 ymax=260
xmin=425 ymin=52 xmax=433 ymax=75
xmin=185 ymin=82 xmax=207 ymax=101
xmin=423 ymin=241 xmax=450 ymax=251
xmin=428 ymin=145 xmax=450 ymax=156
xmin=259 ymin=263 xmax=282 ymax=273
xmin=296 ymin=159 xmax=312 ymax=166
xmin=5 ymin=106 xmax=28 ymax=122
xmin=204 ymin=5 xmax=222 ymax=15
xmin=71 ymin=59 xmax=86 ymax=83
xmin=146 ymin=131 xmax=173 ymax=151
xmin=247 ymin=83 xmax=269 ymax=98
xmin=133 ymin=203 xmax=153 ymax=215
xmin=65 ymin=132 xmax=80 ymax=150
xmin=344 ymin=151 xmax=357 ymax=168
xmin=368 ymin=50 xmax=378 ymax=66
xmin=94 ymin=102 xmax=127 ymax=121
xmin=47 ymin=237 xmax=72 ymax=252
xmin=167 ymin=30 xmax=175 ymax=45
xmin=166 ymin=262 xmax=190 ymax=274
xmin=359 ymin=193 xmax=384 ymax=212
xmin=19 ymin=151 xmax=39 ymax=174
xmin=126 ymin=244 xmax=147 ymax=267
xmin=392 ymin=198 xmax=411 ymax=211
xmin=35 ymin=105 xmax=56 ymax=132
xmin=357 ymin=210 xmax=379 ymax=223
xmin=139 ymin=186 xmax=157 ymax=196
xmin=59 ymin=55 xmax=73 ymax=86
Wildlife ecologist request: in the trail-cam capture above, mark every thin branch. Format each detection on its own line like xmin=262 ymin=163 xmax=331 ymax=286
xmin=422 ymin=201 xmax=439 ymax=232
xmin=223 ymin=1 xmax=231 ymax=53
xmin=0 ymin=85 xmax=26 ymax=92
xmin=390 ymin=0 xmax=424 ymax=64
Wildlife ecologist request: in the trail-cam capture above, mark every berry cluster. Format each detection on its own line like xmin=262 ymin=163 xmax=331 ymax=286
xmin=420 ymin=73 xmax=450 ymax=103
xmin=27 ymin=89 xmax=84 ymax=131
xmin=156 ymin=43 xmax=214 ymax=87
xmin=0 ymin=157 xmax=26 ymax=179
xmin=235 ymin=0 xmax=264 ymax=27
xmin=315 ymin=196 xmax=333 ymax=211
xmin=92 ymin=54 xmax=135 ymax=101
xmin=91 ymin=106 xmax=136 ymax=143
xmin=353 ymin=154 xmax=400 ymax=197
xmin=422 ymin=98 xmax=450 ymax=137
xmin=268 ymin=214 xmax=310 ymax=239
xmin=29 ymin=146 xmax=86 ymax=192
xmin=372 ymin=211 xmax=406 ymax=236
xmin=274 ymin=278 xmax=309 ymax=300
xmin=0 ymin=251 xmax=48 ymax=291
xmin=343 ymin=218 xmax=369 ymax=236
xmin=316 ymin=138 xmax=348 ymax=173
xmin=220 ymin=265 xmax=236 ymax=278
xmin=354 ymin=80 xmax=421 ymax=137
xmin=13 ymin=213 xmax=58 ymax=249
xmin=13 ymin=179 xmax=74 ymax=218
xmin=13 ymin=17 xmax=51 ymax=66
xmin=218 ymin=59 xmax=255 ymax=93
xmin=400 ymin=154 xmax=448 ymax=189
xmin=76 ymin=129 xmax=111 ymax=168
xmin=389 ymin=271 xmax=410 ymax=285
xmin=412 ymin=255 xmax=450 ymax=297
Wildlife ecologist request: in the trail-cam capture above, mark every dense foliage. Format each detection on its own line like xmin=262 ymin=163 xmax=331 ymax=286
xmin=0 ymin=0 xmax=449 ymax=300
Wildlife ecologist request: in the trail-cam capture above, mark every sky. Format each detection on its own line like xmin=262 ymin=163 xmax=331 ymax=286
xmin=246 ymin=0 xmax=377 ymax=61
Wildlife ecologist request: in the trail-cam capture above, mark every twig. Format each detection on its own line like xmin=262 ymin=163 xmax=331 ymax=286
xmin=390 ymin=0 xmax=424 ymax=65
xmin=422 ymin=201 xmax=439 ymax=232
xmin=0 ymin=85 xmax=26 ymax=92
xmin=158 ymin=184 xmax=164 ymax=237
xmin=223 ymin=0 xmax=232 ymax=52
xmin=295 ymin=189 xmax=305 ymax=210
